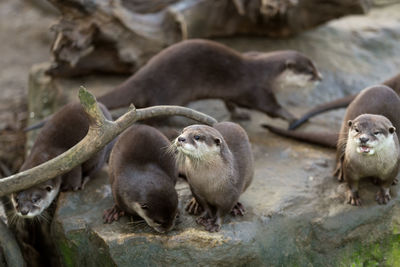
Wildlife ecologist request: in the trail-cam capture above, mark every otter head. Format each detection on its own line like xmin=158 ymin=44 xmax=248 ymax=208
xmin=278 ymin=51 xmax=322 ymax=88
xmin=173 ymin=125 xmax=223 ymax=160
xmin=132 ymin=188 xmax=178 ymax=234
xmin=12 ymin=177 xmax=61 ymax=218
xmin=347 ymin=114 xmax=396 ymax=156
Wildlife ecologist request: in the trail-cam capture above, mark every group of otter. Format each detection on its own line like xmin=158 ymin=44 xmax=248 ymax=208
xmin=7 ymin=39 xmax=399 ymax=262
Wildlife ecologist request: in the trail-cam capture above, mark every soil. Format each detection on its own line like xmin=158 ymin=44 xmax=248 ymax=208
xmin=0 ymin=0 xmax=55 ymax=175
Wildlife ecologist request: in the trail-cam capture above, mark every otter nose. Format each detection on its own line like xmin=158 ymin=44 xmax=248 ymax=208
xmin=178 ymin=137 xmax=186 ymax=143
xmin=20 ymin=208 xmax=29 ymax=215
xmin=359 ymin=137 xmax=369 ymax=143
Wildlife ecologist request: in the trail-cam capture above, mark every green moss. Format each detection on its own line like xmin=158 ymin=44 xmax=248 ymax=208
xmin=340 ymin=234 xmax=400 ymax=267
xmin=57 ymin=239 xmax=75 ymax=267
xmin=78 ymin=86 xmax=96 ymax=108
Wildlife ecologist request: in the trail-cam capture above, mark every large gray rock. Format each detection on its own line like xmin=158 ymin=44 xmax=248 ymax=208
xmin=35 ymin=3 xmax=400 ymax=266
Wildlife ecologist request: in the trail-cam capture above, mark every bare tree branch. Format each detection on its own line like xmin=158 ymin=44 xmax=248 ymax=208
xmin=0 ymin=87 xmax=217 ymax=197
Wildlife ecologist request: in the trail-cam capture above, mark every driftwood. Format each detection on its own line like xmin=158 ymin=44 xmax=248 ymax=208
xmin=46 ymin=0 xmax=371 ymax=77
xmin=0 ymin=87 xmax=217 ymax=197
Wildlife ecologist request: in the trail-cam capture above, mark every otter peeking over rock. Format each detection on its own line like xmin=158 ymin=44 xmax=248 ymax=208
xmin=103 ymin=124 xmax=178 ymax=233
xmin=97 ymin=39 xmax=321 ymax=123
xmin=11 ymin=102 xmax=113 ymax=218
xmin=172 ymin=122 xmax=254 ymax=232
xmin=343 ymin=114 xmax=399 ymax=205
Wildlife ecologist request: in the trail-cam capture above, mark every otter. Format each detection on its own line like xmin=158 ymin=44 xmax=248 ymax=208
xmin=263 ymin=86 xmax=400 ymax=204
xmin=24 ymin=39 xmax=321 ymax=132
xmin=97 ymin=39 xmax=321 ymax=123
xmin=172 ymin=122 xmax=254 ymax=232
xmin=5 ymin=102 xmax=113 ymax=266
xmin=12 ymin=102 xmax=113 ymax=217
xmin=342 ymin=114 xmax=399 ymax=205
xmin=103 ymin=124 xmax=178 ymax=233
xmin=289 ymin=73 xmax=400 ymax=130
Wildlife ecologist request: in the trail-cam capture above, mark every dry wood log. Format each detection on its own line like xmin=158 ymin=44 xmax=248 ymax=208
xmin=0 ymin=87 xmax=217 ymax=197
xmin=46 ymin=0 xmax=371 ymax=77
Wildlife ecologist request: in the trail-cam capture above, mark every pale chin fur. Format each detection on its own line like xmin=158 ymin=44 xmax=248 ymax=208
xmin=350 ymin=132 xmax=394 ymax=156
xmin=277 ymin=69 xmax=316 ymax=89
xmin=174 ymin=137 xmax=220 ymax=159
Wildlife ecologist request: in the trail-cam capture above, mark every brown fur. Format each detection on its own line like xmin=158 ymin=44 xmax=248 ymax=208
xmin=98 ymin=39 xmax=321 ymax=123
xmin=6 ymin=102 xmax=113 ymax=266
xmin=265 ymin=86 xmax=400 ymax=205
xmin=341 ymin=114 xmax=399 ymax=205
xmin=103 ymin=124 xmax=178 ymax=233
xmin=289 ymin=73 xmax=400 ymax=129
xmin=173 ymin=122 xmax=254 ymax=232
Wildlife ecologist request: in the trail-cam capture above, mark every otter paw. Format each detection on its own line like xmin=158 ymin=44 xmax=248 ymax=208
xmin=205 ymin=221 xmax=221 ymax=232
xmin=103 ymin=206 xmax=125 ymax=224
xmin=347 ymin=194 xmax=362 ymax=206
xmin=376 ymin=190 xmax=391 ymax=205
xmin=231 ymin=202 xmax=245 ymax=216
xmin=195 ymin=215 xmax=211 ymax=227
xmin=186 ymin=198 xmax=204 ymax=215
xmin=392 ymin=178 xmax=398 ymax=186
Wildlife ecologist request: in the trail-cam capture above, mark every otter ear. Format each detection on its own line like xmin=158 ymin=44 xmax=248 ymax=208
xmin=214 ymin=138 xmax=221 ymax=146
xmin=347 ymin=120 xmax=352 ymax=127
xmin=285 ymin=59 xmax=295 ymax=69
xmin=389 ymin=126 xmax=396 ymax=134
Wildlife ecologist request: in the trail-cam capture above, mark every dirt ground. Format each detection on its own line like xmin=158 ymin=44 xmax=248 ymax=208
xmin=0 ymin=0 xmax=56 ymax=175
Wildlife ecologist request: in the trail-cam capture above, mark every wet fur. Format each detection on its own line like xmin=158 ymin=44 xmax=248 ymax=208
xmin=104 ymin=125 xmax=178 ymax=233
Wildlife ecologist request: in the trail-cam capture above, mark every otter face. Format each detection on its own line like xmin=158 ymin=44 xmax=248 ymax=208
xmin=279 ymin=54 xmax=322 ymax=88
xmin=174 ymin=125 xmax=222 ymax=159
xmin=131 ymin=190 xmax=178 ymax=234
xmin=12 ymin=179 xmax=60 ymax=218
xmin=347 ymin=116 xmax=396 ymax=156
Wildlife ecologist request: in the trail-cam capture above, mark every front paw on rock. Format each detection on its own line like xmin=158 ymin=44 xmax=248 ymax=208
xmin=376 ymin=190 xmax=391 ymax=205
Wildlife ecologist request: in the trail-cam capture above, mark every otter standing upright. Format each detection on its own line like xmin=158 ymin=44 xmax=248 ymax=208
xmin=173 ymin=122 xmax=254 ymax=232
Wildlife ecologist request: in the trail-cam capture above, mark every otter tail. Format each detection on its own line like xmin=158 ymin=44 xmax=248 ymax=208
xmin=262 ymin=124 xmax=338 ymax=148
xmin=288 ymin=94 xmax=356 ymax=130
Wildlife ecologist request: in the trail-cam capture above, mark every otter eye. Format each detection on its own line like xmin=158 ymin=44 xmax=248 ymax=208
xmin=374 ymin=131 xmax=381 ymax=135
xmin=45 ymin=186 xmax=52 ymax=192
xmin=32 ymin=197 xmax=40 ymax=204
xmin=141 ymin=204 xmax=148 ymax=210
xmin=194 ymin=135 xmax=200 ymax=140
xmin=354 ymin=128 xmax=359 ymax=133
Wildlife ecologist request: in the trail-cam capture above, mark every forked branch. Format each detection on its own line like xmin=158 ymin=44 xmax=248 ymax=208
xmin=0 ymin=87 xmax=217 ymax=197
